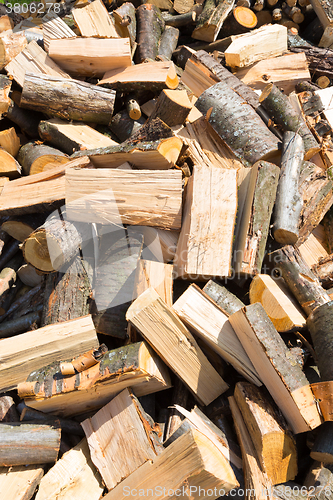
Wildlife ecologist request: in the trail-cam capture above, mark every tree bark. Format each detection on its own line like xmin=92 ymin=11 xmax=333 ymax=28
xmin=0 ymin=310 xmax=41 ymax=338
xmin=0 ymin=284 xmax=42 ymax=324
xmin=203 ymin=280 xmax=245 ymax=315
xmin=0 ymin=396 xmax=19 ymax=423
xmin=113 ymin=2 xmax=137 ymax=46
xmin=259 ymin=83 xmax=319 ymax=160
xmin=195 ymin=81 xmax=280 ymax=167
xmin=0 ymin=422 xmax=60 ymax=466
xmin=21 ymin=74 xmax=116 ymax=125
xmin=273 ymin=132 xmax=304 ymax=245
xmin=311 ymin=422 xmax=333 ymax=463
xmin=291 ymin=46 xmax=333 ymax=82
xmin=150 ymin=89 xmax=192 ymax=127
xmin=19 ymin=406 xmax=84 ymax=436
xmin=158 ymin=25 xmax=179 ymax=60
xmin=307 ymin=301 xmax=333 ymax=381
xmin=17 ymin=142 xmax=68 ymax=176
xmin=4 ymin=99 xmax=40 ymax=138
xmin=109 ymin=109 xmax=145 ymax=142
xmin=135 ymin=4 xmax=165 ymax=63
xmin=192 ymin=0 xmax=236 ymax=42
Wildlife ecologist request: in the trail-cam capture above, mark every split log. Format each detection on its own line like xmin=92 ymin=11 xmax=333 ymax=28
xmin=229 ymin=395 xmax=273 ymax=500
xmin=0 ymin=253 xmax=22 ymax=301
xmin=5 ymin=40 xmax=71 ymax=87
xmin=72 ymin=0 xmax=119 ymax=38
xmin=135 ymin=3 xmax=165 ymax=63
xmin=203 ymin=280 xmax=245 ymax=315
xmin=259 ymin=83 xmax=319 ymax=160
xmin=250 ymin=274 xmax=306 ymax=332
xmin=0 ymin=30 xmax=27 ymax=69
xmin=17 ymin=142 xmax=68 ymax=176
xmin=133 ymin=260 xmax=173 ymax=306
xmin=310 ymin=422 xmax=333 ymax=462
xmin=235 ymin=52 xmax=310 ymax=94
xmin=0 ymin=422 xmax=60 ymax=466
xmin=164 ymin=379 xmax=189 ymax=440
xmin=42 ymin=11 xmax=77 ymax=52
xmin=21 ymin=73 xmax=116 ymax=125
xmin=0 ymin=149 xmax=21 ymax=179
xmin=219 ymin=6 xmax=258 ymax=38
xmin=48 ymin=38 xmax=131 ymax=78
xmin=41 ymin=255 xmax=92 ymax=326
xmin=71 ymin=136 xmax=183 ymax=169
xmin=233 ymin=161 xmax=279 ymax=275
xmin=139 ymin=227 xmax=179 ymax=263
xmin=297 ymin=161 xmax=333 ymax=245
xmin=0 ymin=315 xmax=98 ymax=392
xmin=38 ymin=118 xmax=117 ymax=155
xmin=234 ymin=381 xmax=297 ymax=484
xmin=173 ymin=284 xmax=261 ymax=385
xmin=0 ymin=464 xmax=44 ymax=500
xmin=298 ymin=225 xmax=329 ymax=268
xmin=35 ymin=438 xmax=104 ymax=500
xmin=191 ymin=0 xmax=235 ymax=42
xmin=0 ymin=75 xmax=11 ymax=117
xmin=113 ymin=2 xmax=136 ymax=46
xmin=229 ymin=303 xmax=322 ymax=433
xmin=158 ymin=25 xmax=179 ymax=59
xmin=126 ymin=287 xmax=229 ymax=405
xmin=19 ymin=341 xmax=172 ymax=417
xmin=92 ymin=228 xmax=143 ymax=338
xmin=272 ymin=245 xmax=331 ymax=316
xmin=173 ymin=165 xmax=237 ymax=279
xmin=224 ymin=24 xmax=287 ymax=68
xmin=109 ymin=109 xmax=145 ymax=142
xmin=173 ymin=0 xmax=194 ymax=13
xmin=273 ymin=132 xmax=304 ymax=245
xmin=0 ymin=127 xmax=20 ymax=157
xmin=312 ymin=255 xmax=333 ymax=287
xmin=103 ymin=428 xmax=238 ymax=500
xmin=150 ymin=89 xmax=192 ymax=126
xmin=0 ymin=16 xmax=13 ymax=32
xmin=22 ymin=214 xmax=92 ymax=273
xmin=4 ymin=99 xmax=40 ymax=138
xmin=125 ymin=94 xmax=141 ymax=120
xmin=98 ymin=60 xmax=178 ymax=92
xmin=309 ymin=0 xmax=333 ymax=48
xmin=165 ymin=405 xmax=242 ymax=469
xmin=0 ymin=396 xmax=18 ymax=422
xmin=195 ymin=81 xmax=280 ymax=167
xmin=65 ymin=168 xmax=182 ymax=229
xmin=82 ymin=388 xmax=163 ymax=490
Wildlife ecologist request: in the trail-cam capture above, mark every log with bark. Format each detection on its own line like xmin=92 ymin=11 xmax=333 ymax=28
xmin=150 ymin=89 xmax=192 ymax=126
xmin=18 ymin=341 xmax=172 ymax=417
xmin=21 ymin=74 xmax=116 ymax=125
xmin=192 ymin=0 xmax=236 ymax=42
xmin=109 ymin=109 xmax=145 ymax=142
xmin=158 ymin=25 xmax=179 ymax=59
xmin=135 ymin=3 xmax=165 ymax=63
xmin=17 ymin=142 xmax=68 ymax=176
xmin=203 ymin=280 xmax=245 ymax=315
xmin=218 ymin=6 xmax=258 ymax=38
xmin=113 ymin=2 xmax=137 ymax=46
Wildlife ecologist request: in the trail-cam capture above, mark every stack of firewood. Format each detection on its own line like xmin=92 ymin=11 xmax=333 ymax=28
xmin=2 ymin=0 xmax=333 ymax=499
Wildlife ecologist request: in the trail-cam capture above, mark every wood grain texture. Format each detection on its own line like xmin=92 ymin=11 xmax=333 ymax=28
xmin=0 ymin=465 xmax=44 ymax=500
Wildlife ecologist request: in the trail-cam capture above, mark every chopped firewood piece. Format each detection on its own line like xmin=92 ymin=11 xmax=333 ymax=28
xmin=158 ymin=25 xmax=179 ymax=60
xmin=203 ymin=280 xmax=245 ymax=315
xmin=103 ymin=429 xmax=239 ymax=500
xmin=5 ymin=40 xmax=71 ymax=87
xmin=0 ymin=30 xmax=27 ymax=69
xmin=229 ymin=303 xmax=322 ymax=433
xmin=0 ymin=150 xmax=21 ymax=178
xmin=173 ymin=283 xmax=261 ymax=385
xmin=218 ymin=6 xmax=258 ymax=38
xmin=310 ymin=422 xmax=333 ymax=462
xmin=249 ymin=274 xmax=306 ymax=332
xmin=19 ymin=341 xmax=171 ymax=417
xmin=150 ymin=89 xmax=192 ymax=126
xmin=192 ymin=0 xmax=235 ymax=42
xmin=2 ymin=213 xmax=45 ymax=242
xmin=42 ymin=11 xmax=77 ymax=52
xmin=173 ymin=165 xmax=237 ymax=279
xmin=0 ymin=16 xmax=14 ymax=33
xmin=0 ymin=465 xmax=44 ymax=500
xmin=72 ymin=0 xmax=120 ymax=38
xmin=134 ymin=260 xmax=173 ymax=306
xmin=82 ymin=388 xmax=163 ymax=490
xmin=98 ymin=60 xmax=178 ymax=92
xmin=0 ymin=315 xmax=98 ymax=392
xmin=35 ymin=439 xmax=104 ymax=500
xmin=298 ymin=225 xmax=329 ymax=268
xmin=224 ymin=24 xmax=287 ymax=68
xmin=113 ymin=2 xmax=136 ymax=46
xmin=135 ymin=3 xmax=165 ymax=62
xmin=0 ymin=75 xmax=11 ymax=117
xmin=126 ymin=287 xmax=229 ymax=405
xmin=309 ymin=0 xmax=333 ymax=48
xmin=17 ymin=142 xmax=68 ymax=176
xmin=0 ymin=127 xmax=20 ymax=157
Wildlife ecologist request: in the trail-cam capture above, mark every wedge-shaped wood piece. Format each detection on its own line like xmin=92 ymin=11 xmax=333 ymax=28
xmin=234 ymin=381 xmax=297 ymax=485
xmin=229 ymin=303 xmax=322 ymax=433
xmin=173 ymin=284 xmax=261 ymax=385
xmin=174 ymin=165 xmax=237 ymax=279
xmin=126 ymin=288 xmax=228 ymax=405
xmin=65 ymin=168 xmax=182 ymax=229
xmin=73 ymin=0 xmax=120 ymax=38
xmin=38 ymin=118 xmax=117 ymax=155
xmin=49 ymin=37 xmax=131 ymax=78
xmin=71 ymin=136 xmax=182 ymax=169
xmin=0 ymin=157 xmax=89 ymax=217
xmin=0 ymin=464 xmax=44 ymax=500
xmin=233 ymin=161 xmax=279 ymax=275
xmin=181 ymin=57 xmax=218 ymax=98
xmin=104 ymin=428 xmax=239 ymax=500
xmin=225 ymin=24 xmax=288 ymax=68
xmin=309 ymin=0 xmax=333 ymax=48
xmin=0 ymin=314 xmax=98 ymax=392
xmin=0 ymin=30 xmax=27 ymax=69
xmin=0 ymin=127 xmax=20 ymax=157
xmin=42 ymin=11 xmax=77 ymax=52
xmin=195 ymin=82 xmax=280 ymax=167
xmin=21 ymin=73 xmax=116 ymax=125
xmin=250 ymin=274 xmax=306 ymax=332
xmin=82 ymin=389 xmax=163 ymax=490
xmin=0 ymin=149 xmax=21 ymax=178
xmin=5 ymin=40 xmax=71 ymax=87
xmin=235 ymin=52 xmax=310 ymax=94
xmin=98 ymin=60 xmax=179 ymax=92
xmin=298 ymin=226 xmax=329 ymax=268
xmin=0 ymin=422 xmax=60 ymax=466
xmin=19 ymin=341 xmax=171 ymax=417
xmin=229 ymin=395 xmax=273 ymax=500
xmin=35 ymin=438 xmax=103 ymax=500
xmin=134 ymin=260 xmax=173 ymax=306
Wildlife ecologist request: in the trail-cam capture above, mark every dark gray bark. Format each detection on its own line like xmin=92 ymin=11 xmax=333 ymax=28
xmin=203 ymin=280 xmax=245 ymax=315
